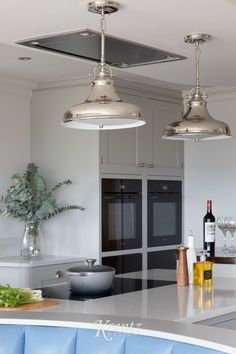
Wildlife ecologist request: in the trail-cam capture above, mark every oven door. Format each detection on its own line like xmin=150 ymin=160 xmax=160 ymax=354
xmin=102 ymin=193 xmax=142 ymax=251
xmin=148 ymin=192 xmax=182 ymax=247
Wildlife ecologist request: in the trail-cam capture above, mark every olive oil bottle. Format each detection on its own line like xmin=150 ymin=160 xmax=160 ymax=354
xmin=193 ymin=251 xmax=213 ymax=286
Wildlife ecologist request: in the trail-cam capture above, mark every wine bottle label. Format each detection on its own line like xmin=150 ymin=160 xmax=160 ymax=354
xmin=205 ymin=222 xmax=215 ymax=242
xmin=204 ymin=269 xmax=212 ymax=280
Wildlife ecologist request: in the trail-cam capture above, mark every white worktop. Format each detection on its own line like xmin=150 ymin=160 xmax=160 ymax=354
xmin=1 ymin=270 xmax=236 ymax=352
xmin=0 ymin=255 xmax=85 ymax=267
xmin=30 ymin=276 xmax=236 ymax=324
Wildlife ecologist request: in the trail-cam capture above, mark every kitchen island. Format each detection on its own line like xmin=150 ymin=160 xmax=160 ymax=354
xmin=1 ymin=271 xmax=236 ymax=353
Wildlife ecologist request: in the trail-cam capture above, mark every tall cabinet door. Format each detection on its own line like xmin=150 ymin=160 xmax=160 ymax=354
xmin=136 ymin=99 xmax=152 ymax=168
xmin=100 ymin=93 xmax=145 ymax=170
xmin=99 ymin=93 xmax=184 ymax=175
xmin=147 ymin=99 xmax=184 ymax=170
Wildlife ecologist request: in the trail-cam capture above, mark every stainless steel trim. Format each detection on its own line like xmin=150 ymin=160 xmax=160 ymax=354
xmin=88 ymin=0 xmax=119 ymax=14
xmin=184 ymin=33 xmax=210 ymax=44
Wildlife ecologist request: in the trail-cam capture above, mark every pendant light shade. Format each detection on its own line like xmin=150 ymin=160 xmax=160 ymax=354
xmin=163 ymin=34 xmax=231 ymax=141
xmin=164 ymin=92 xmax=231 ymax=141
xmin=62 ymin=0 xmax=145 ymax=130
xmin=63 ymin=75 xmax=144 ymax=130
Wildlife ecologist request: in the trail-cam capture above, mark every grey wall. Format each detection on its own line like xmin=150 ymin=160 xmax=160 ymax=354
xmin=184 ymin=90 xmax=236 ymax=250
xmin=0 ymin=82 xmax=31 ymax=256
xmin=31 ymin=82 xmax=100 ymax=259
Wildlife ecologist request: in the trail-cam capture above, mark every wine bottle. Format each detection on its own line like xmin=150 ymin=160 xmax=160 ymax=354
xmin=203 ymin=200 xmax=215 ymax=257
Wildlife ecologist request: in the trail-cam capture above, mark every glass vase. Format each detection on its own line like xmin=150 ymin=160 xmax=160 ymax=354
xmin=21 ymin=222 xmax=40 ymax=258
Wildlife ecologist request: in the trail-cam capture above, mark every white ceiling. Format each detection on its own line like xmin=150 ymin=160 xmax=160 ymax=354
xmin=1 ymin=0 xmax=236 ymax=89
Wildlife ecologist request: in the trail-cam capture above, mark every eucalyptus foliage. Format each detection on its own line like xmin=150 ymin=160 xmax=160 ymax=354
xmin=0 ymin=163 xmax=84 ymax=228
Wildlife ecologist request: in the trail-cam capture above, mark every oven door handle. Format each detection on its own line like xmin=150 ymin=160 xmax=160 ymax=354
xmin=103 ymin=192 xmax=141 ymax=196
xmin=103 ymin=195 xmax=122 ymax=200
xmin=103 ymin=194 xmax=141 ymax=200
xmin=149 ymin=195 xmax=159 ymax=200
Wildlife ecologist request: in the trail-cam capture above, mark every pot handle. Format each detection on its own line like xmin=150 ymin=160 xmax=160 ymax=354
xmin=86 ymin=258 xmax=97 ymax=267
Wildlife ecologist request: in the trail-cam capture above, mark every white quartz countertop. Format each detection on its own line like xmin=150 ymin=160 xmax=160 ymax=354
xmin=0 ymin=255 xmax=85 ymax=267
xmin=32 ymin=276 xmax=236 ymax=324
xmin=1 ymin=269 xmax=236 ymax=352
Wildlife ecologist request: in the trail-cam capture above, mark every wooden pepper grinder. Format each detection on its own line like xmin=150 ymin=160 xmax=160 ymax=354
xmin=177 ymin=247 xmax=189 ymax=286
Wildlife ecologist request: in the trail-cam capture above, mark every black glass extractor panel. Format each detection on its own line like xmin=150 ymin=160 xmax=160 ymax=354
xmin=41 ymin=277 xmax=176 ymax=301
xmin=17 ymin=29 xmax=186 ymax=68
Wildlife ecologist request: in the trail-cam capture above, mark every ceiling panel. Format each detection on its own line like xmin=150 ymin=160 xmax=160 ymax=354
xmin=0 ymin=0 xmax=235 ymax=89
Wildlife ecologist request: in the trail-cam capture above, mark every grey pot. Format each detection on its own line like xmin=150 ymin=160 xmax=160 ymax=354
xmin=66 ymin=259 xmax=116 ymax=294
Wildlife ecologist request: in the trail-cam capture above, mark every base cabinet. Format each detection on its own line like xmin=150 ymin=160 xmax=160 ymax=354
xmin=30 ymin=263 xmax=80 ymax=289
xmin=0 ymin=267 xmax=31 ymax=288
xmin=0 ymin=256 xmax=84 ymax=288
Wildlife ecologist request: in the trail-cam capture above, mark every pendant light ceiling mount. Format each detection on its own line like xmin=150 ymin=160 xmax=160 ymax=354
xmin=163 ymin=33 xmax=231 ymax=141
xmin=184 ymin=33 xmax=210 ymax=45
xmin=62 ymin=0 xmax=145 ymax=130
xmin=88 ymin=0 xmax=119 ymax=14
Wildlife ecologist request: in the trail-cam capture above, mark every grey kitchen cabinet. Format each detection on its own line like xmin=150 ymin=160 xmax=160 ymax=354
xmin=146 ymin=98 xmax=184 ymax=172
xmin=100 ymin=92 xmax=184 ymax=176
xmin=100 ymin=92 xmax=145 ymax=170
xmin=0 ymin=256 xmax=84 ymax=288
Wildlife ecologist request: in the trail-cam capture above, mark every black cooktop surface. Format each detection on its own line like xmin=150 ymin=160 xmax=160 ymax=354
xmin=41 ymin=277 xmax=176 ymax=301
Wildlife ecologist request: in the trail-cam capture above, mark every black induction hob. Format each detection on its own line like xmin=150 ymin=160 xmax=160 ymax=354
xmin=41 ymin=277 xmax=176 ymax=301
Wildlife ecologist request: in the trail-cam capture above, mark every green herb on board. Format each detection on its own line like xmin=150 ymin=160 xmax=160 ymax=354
xmin=0 ymin=285 xmax=42 ymax=307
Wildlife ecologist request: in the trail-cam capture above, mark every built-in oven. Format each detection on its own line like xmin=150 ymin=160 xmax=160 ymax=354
xmin=148 ymin=180 xmax=182 ymax=247
xmin=102 ymin=178 xmax=142 ymax=252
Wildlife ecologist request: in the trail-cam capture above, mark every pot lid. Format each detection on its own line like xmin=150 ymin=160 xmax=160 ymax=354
xmin=67 ymin=259 xmax=115 ymax=273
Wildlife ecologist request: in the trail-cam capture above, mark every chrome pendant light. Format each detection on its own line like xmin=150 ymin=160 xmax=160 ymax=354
xmin=62 ymin=0 xmax=145 ymax=130
xmin=163 ymin=34 xmax=231 ymax=141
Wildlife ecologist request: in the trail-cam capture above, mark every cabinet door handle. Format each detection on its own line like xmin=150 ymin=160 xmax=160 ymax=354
xmin=148 ymin=164 xmax=154 ymax=168
xmin=55 ymin=270 xmax=64 ymax=278
xmin=138 ymin=163 xmax=145 ymax=167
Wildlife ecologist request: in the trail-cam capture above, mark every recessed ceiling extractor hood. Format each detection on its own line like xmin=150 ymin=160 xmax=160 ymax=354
xmin=17 ymin=29 xmax=186 ymax=68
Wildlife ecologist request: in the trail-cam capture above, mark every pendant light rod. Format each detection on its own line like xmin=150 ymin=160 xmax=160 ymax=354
xmin=88 ymin=0 xmax=119 ymax=78
xmin=195 ymin=42 xmax=201 ymax=93
xmin=62 ymin=0 xmax=145 ymax=130
xmin=100 ymin=9 xmax=106 ymax=73
xmin=184 ymin=33 xmax=209 ymax=98
xmin=92 ymin=4 xmax=113 ymax=79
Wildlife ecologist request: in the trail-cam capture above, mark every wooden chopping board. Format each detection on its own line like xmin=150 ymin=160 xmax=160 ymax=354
xmin=0 ymin=299 xmax=59 ymax=311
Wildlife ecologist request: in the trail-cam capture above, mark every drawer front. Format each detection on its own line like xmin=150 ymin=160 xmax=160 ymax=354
xmin=30 ymin=262 xmax=83 ymax=289
xmin=0 ymin=267 xmax=31 ymax=288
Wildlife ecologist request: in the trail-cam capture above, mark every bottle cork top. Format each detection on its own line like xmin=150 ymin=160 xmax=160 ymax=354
xmin=199 ymin=250 xmax=208 ymax=262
